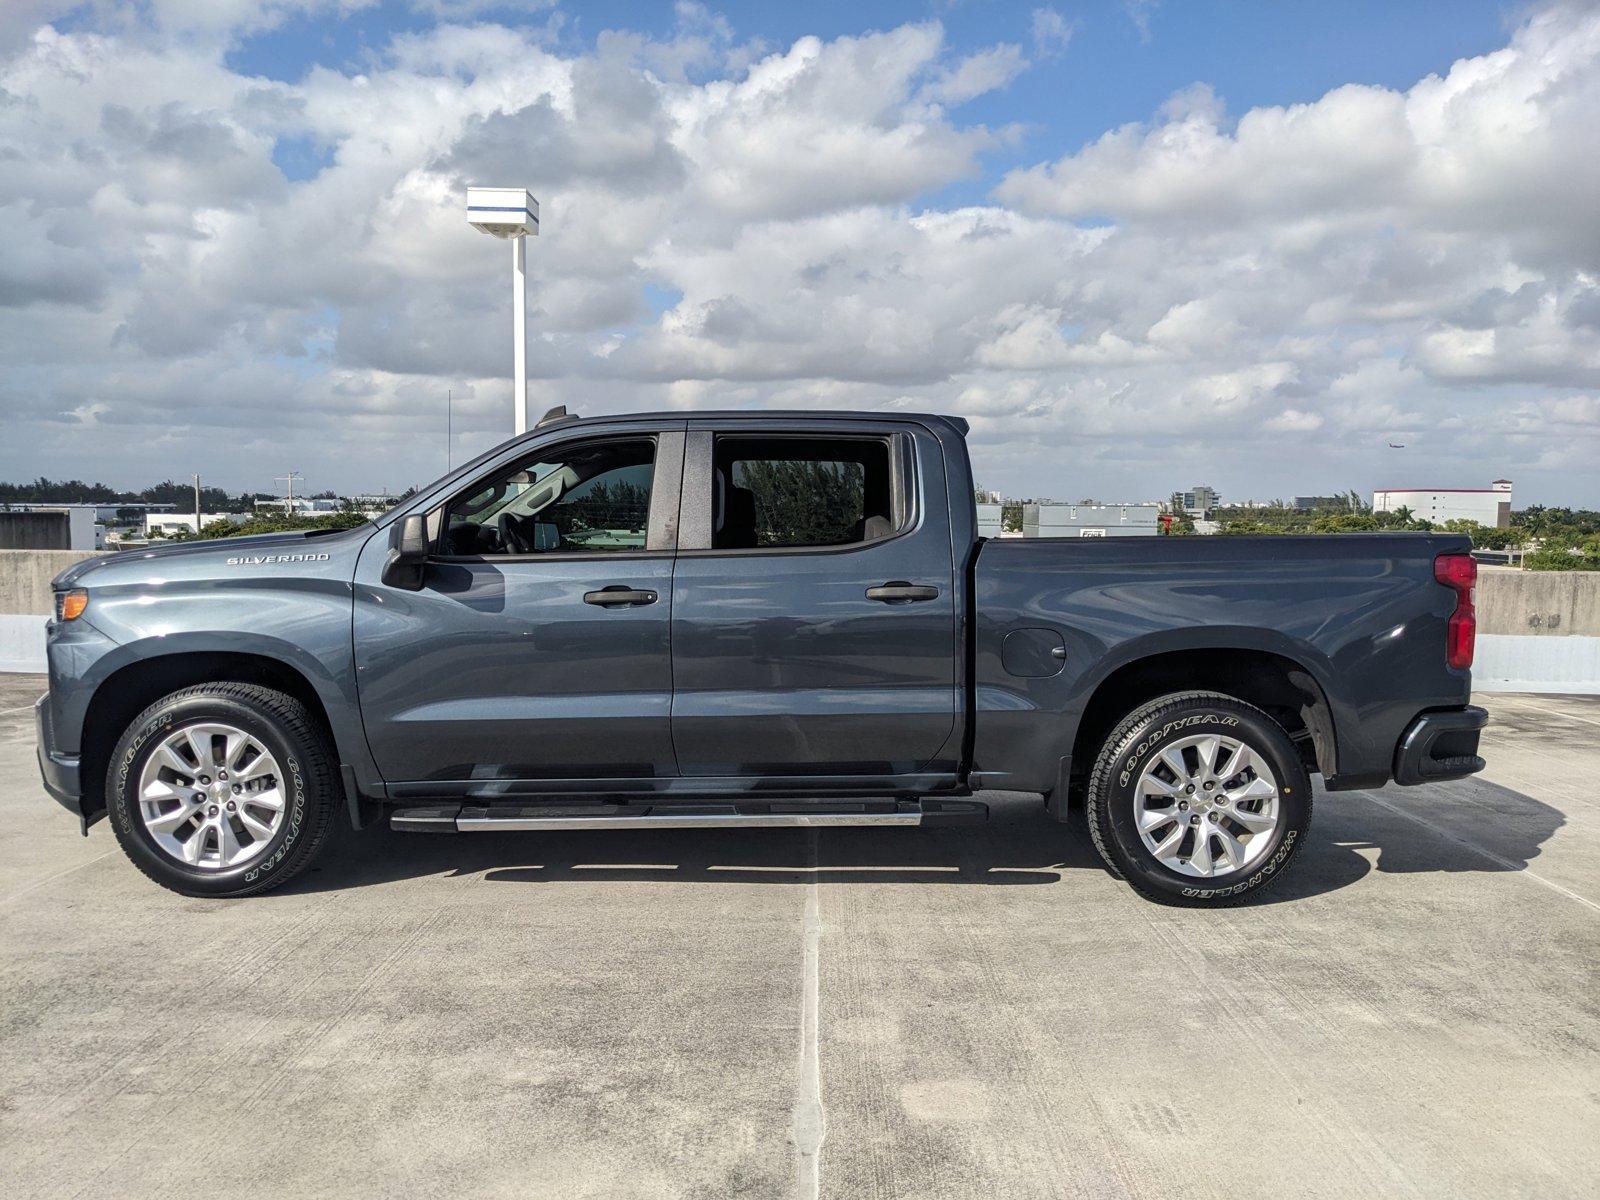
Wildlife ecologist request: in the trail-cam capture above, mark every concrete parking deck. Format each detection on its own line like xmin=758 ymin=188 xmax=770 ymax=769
xmin=2 ymin=676 xmax=1597 ymax=1198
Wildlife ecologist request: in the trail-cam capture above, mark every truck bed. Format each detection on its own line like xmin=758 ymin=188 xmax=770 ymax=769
xmin=968 ymin=532 xmax=1472 ymax=796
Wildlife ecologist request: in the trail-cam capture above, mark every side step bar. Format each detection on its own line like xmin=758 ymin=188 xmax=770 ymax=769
xmin=390 ymin=799 xmax=987 ymax=833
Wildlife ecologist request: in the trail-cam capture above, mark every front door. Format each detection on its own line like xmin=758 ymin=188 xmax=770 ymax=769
xmin=354 ymin=428 xmax=685 ymax=794
xmin=668 ymin=423 xmax=958 ymax=783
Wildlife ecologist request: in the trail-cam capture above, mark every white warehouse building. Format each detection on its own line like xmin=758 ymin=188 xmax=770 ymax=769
xmin=1372 ymin=481 xmax=1512 ymax=529
xmin=1023 ymin=502 xmax=1161 ymax=537
xmin=145 ymin=513 xmax=251 ymax=537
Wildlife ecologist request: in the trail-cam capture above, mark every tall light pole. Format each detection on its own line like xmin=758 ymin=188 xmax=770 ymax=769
xmin=466 ymin=186 xmax=539 ymax=434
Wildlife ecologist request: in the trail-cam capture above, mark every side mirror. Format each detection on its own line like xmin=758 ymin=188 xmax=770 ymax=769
xmin=382 ymin=513 xmax=430 ymax=590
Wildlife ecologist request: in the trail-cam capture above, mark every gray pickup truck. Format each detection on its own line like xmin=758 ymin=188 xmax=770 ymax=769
xmin=36 ymin=408 xmax=1486 ymax=904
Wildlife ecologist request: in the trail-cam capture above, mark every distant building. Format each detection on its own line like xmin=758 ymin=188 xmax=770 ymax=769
xmin=145 ymin=513 xmax=250 ymax=537
xmin=1 ymin=500 xmax=170 ymax=527
xmin=254 ymin=497 xmax=340 ymax=514
xmin=349 ymin=493 xmax=402 ymax=512
xmin=0 ymin=507 xmax=104 ymax=550
xmin=1292 ymin=495 xmax=1347 ymax=510
xmin=1180 ymin=485 xmax=1219 ymax=518
xmin=975 ymin=503 xmax=1004 ymax=538
xmin=1373 ymin=480 xmax=1512 ymax=528
xmin=1023 ymin=502 xmax=1160 ymax=538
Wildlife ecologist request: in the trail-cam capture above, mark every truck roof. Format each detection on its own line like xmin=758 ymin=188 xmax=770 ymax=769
xmin=526 ymin=406 xmax=970 ymax=438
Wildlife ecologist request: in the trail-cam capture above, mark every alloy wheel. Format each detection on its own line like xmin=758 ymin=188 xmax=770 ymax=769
xmin=136 ymin=722 xmax=286 ymax=870
xmin=1132 ymin=733 xmax=1280 ymax=878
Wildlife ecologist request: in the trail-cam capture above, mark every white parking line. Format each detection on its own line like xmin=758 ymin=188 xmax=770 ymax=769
xmin=1 ymin=852 xmax=116 ymax=906
xmin=0 ymin=701 xmax=43 ymax=716
xmin=791 ymin=828 xmax=826 ymax=1200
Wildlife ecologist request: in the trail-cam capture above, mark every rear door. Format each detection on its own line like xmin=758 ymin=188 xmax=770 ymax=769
xmin=668 ymin=420 xmax=959 ymax=785
xmin=353 ymin=425 xmax=685 ymax=795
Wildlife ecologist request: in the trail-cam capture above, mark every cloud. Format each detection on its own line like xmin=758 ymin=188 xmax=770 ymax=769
xmin=1030 ymin=8 xmax=1075 ymax=60
xmin=1265 ymin=408 xmax=1324 ymax=434
xmin=1123 ymin=1 xmax=1158 ymax=44
xmin=0 ymin=2 xmax=1596 ymax=506
xmin=921 ymin=43 xmax=1029 ymax=106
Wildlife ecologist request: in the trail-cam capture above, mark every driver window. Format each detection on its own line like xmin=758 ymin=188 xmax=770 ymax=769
xmin=444 ymin=438 xmax=655 ymax=556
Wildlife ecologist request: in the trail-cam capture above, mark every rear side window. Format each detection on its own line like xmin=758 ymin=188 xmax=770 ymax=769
xmin=712 ymin=437 xmax=896 ymax=550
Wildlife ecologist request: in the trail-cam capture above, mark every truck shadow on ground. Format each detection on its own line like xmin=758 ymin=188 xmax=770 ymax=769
xmin=288 ymin=779 xmax=1565 ymax=906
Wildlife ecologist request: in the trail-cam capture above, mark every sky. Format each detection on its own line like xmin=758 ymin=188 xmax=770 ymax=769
xmin=2 ymin=0 xmax=1598 ymax=506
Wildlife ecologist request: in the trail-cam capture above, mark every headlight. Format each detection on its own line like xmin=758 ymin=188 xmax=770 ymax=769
xmin=55 ymin=590 xmax=88 ymax=621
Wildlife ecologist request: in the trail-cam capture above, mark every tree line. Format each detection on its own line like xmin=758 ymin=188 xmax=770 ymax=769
xmin=1207 ymin=500 xmax=1600 ymax=570
xmin=0 ymin=476 xmax=284 ymax=511
xmin=972 ymin=486 xmax=1600 ymax=570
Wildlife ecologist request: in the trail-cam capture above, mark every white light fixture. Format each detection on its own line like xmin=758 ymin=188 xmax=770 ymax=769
xmin=466 ymin=186 xmax=540 ymax=434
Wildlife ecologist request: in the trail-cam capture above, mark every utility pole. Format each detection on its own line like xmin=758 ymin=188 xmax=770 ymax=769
xmin=193 ymin=474 xmax=201 ymax=530
xmin=447 ymin=388 xmax=453 ymax=471
xmin=274 ymin=471 xmax=302 ymax=513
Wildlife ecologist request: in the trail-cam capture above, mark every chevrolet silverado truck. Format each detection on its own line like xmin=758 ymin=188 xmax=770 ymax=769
xmin=36 ymin=408 xmax=1487 ymax=904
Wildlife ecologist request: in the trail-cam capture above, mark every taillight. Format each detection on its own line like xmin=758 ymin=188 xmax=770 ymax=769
xmin=1434 ymin=553 xmax=1476 ymax=670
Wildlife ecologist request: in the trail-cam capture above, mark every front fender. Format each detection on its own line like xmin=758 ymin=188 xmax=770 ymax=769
xmin=50 ymin=578 xmax=380 ymax=798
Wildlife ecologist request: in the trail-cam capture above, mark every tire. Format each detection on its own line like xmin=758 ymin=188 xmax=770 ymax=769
xmin=1085 ymin=691 xmax=1311 ymax=906
xmin=107 ymin=683 xmax=341 ymax=898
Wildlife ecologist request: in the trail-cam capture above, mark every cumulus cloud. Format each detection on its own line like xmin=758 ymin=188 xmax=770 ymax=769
xmin=922 ymin=43 xmax=1029 ymax=106
xmin=0 ymin=1 xmax=1596 ymax=504
xmin=1030 ymin=8 xmax=1075 ymax=61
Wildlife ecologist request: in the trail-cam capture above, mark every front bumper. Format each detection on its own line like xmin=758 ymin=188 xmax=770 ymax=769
xmin=35 ymin=693 xmax=86 ymax=821
xmin=1393 ymin=705 xmax=1488 ymax=786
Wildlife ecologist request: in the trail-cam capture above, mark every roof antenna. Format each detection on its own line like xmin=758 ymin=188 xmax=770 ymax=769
xmin=536 ymin=405 xmax=578 ymax=428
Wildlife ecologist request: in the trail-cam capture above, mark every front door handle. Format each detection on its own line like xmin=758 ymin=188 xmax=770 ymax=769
xmin=584 ymin=586 xmax=658 ymax=607
xmin=866 ymin=582 xmax=940 ymax=603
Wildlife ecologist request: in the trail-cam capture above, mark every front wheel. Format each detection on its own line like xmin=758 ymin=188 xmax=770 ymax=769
xmin=107 ymin=683 xmax=341 ymax=898
xmin=1085 ymin=692 xmax=1312 ymax=906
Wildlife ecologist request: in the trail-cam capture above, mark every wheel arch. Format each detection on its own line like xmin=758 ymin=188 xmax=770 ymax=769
xmin=1064 ymin=645 xmax=1337 ymax=809
xmin=79 ymin=649 xmax=348 ymax=825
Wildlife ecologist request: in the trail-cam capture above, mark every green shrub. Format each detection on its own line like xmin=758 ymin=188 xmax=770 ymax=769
xmin=1523 ymin=545 xmax=1600 ymax=571
xmin=159 ymin=512 xmax=369 ymax=542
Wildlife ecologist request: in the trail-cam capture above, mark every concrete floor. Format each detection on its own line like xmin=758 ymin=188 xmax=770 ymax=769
xmin=2 ymin=676 xmax=1597 ymax=1199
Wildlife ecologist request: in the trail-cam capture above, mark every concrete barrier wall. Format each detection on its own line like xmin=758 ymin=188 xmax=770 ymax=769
xmin=1474 ymin=635 xmax=1600 ymax=695
xmin=0 ymin=550 xmax=104 ymax=616
xmin=1476 ymin=567 xmax=1600 ymax=636
xmin=0 ymin=615 xmax=48 ymax=674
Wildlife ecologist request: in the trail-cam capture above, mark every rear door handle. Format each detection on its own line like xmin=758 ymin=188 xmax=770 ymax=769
xmin=866 ymin=582 xmax=940 ymax=603
xmin=584 ymin=586 xmax=658 ymax=607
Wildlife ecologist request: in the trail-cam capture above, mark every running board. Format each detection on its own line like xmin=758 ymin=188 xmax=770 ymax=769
xmin=390 ymin=799 xmax=986 ymax=833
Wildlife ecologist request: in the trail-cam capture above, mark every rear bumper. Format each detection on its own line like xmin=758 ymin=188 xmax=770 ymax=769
xmin=35 ymin=694 xmax=85 ymax=818
xmin=1393 ymin=705 xmax=1488 ymax=786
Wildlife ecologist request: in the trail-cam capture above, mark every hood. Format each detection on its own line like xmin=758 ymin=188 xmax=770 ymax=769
xmin=51 ymin=526 xmax=369 ymax=590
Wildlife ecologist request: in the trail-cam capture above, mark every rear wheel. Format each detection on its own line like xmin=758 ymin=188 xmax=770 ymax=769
xmin=1085 ymin=692 xmax=1311 ymax=906
xmin=107 ymin=683 xmax=340 ymax=898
